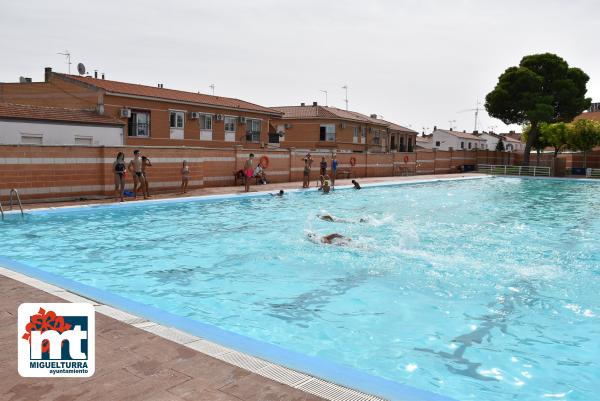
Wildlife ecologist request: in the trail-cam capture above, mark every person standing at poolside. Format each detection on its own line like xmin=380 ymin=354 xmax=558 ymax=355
xmin=302 ymin=153 xmax=313 ymax=188
xmin=113 ymin=152 xmax=126 ymax=202
xmin=128 ymin=149 xmax=147 ymax=200
xmin=331 ymin=154 xmax=338 ymax=188
xmin=181 ymin=160 xmax=190 ymax=194
xmin=319 ymin=157 xmax=327 ymax=186
xmin=244 ymin=153 xmax=254 ymax=192
xmin=141 ymin=156 xmax=152 ymax=198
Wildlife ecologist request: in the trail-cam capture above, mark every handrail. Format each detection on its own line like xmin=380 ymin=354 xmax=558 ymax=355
xmin=9 ymin=188 xmax=24 ymax=217
xmin=477 ymin=164 xmax=551 ymax=177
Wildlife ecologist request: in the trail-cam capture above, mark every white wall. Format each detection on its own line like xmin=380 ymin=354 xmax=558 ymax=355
xmin=0 ymin=120 xmax=124 ymax=146
xmin=432 ymin=130 xmax=485 ymax=151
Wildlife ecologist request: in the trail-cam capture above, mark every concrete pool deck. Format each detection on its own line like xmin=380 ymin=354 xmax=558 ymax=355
xmin=0 ymin=174 xmax=479 ymax=401
xmin=12 ymin=173 xmax=484 ymax=210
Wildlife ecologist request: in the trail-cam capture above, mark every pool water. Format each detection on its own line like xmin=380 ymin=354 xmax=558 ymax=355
xmin=1 ymin=177 xmax=599 ymax=401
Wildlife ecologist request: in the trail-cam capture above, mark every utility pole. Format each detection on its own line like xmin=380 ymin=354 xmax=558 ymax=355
xmin=342 ymin=85 xmax=348 ymax=110
xmin=320 ymin=89 xmax=328 ymax=106
xmin=209 ymin=84 xmax=215 ymax=95
xmin=57 ymin=50 xmax=71 ymax=74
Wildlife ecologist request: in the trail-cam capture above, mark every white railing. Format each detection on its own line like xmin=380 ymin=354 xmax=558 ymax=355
xmin=585 ymin=168 xmax=600 ymax=178
xmin=477 ymin=164 xmax=551 ymax=177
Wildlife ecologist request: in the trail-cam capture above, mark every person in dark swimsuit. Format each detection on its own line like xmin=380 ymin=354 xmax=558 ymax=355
xmin=351 ymin=179 xmax=361 ymax=189
xmin=113 ymin=152 xmax=126 ymax=202
xmin=141 ymin=156 xmax=152 ymax=198
xmin=128 ymin=149 xmax=147 ymax=200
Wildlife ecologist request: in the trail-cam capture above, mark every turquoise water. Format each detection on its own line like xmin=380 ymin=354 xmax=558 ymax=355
xmin=1 ymin=177 xmax=599 ymax=401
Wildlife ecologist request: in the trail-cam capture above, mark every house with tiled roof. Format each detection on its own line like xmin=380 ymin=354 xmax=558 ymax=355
xmin=0 ymin=103 xmax=124 ymax=146
xmin=270 ymin=103 xmax=416 ymax=153
xmin=431 ymin=128 xmax=486 ymax=151
xmin=0 ymin=67 xmax=282 ymax=148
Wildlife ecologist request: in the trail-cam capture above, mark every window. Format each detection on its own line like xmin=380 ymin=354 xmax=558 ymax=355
xmin=435 ymin=141 xmax=441 ymax=147
xmin=169 ymin=111 xmax=184 ymax=129
xmin=20 ymin=134 xmax=43 ymax=145
xmin=353 ymin=127 xmax=359 ymax=143
xmin=361 ymin=127 xmax=366 ymax=143
xmin=319 ymin=124 xmax=335 ymax=141
xmin=224 ymin=116 xmax=236 ymax=132
xmin=372 ymin=130 xmax=380 ymax=145
xmin=400 ymin=136 xmax=405 ymax=151
xmin=128 ymin=111 xmax=150 ymax=137
xmin=200 ymin=114 xmax=212 ymax=130
xmin=468 ymin=142 xmax=472 ymax=149
xmin=246 ymin=119 xmax=261 ymax=142
xmin=460 ymin=141 xmax=465 ymax=149
xmin=74 ymin=136 xmax=93 ymax=145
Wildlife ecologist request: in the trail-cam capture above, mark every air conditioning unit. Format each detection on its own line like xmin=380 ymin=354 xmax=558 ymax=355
xmin=284 ymin=123 xmax=292 ymax=129
xmin=239 ymin=116 xmax=247 ymax=124
xmin=340 ymin=122 xmax=346 ymax=129
xmin=215 ymin=114 xmax=223 ymax=121
xmin=189 ymin=112 xmax=200 ymax=119
xmin=120 ymin=108 xmax=131 ymax=118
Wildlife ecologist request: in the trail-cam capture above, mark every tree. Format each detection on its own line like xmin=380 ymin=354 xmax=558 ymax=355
xmin=569 ymin=119 xmax=600 ymax=168
xmin=539 ymin=122 xmax=572 ymax=158
xmin=495 ymin=137 xmax=505 ymax=151
xmin=485 ymin=53 xmax=591 ymax=165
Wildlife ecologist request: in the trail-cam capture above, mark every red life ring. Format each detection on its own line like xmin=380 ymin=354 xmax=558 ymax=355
xmin=259 ymin=155 xmax=269 ymax=168
xmin=349 ymin=157 xmax=357 ymax=167
xmin=403 ymin=155 xmax=409 ymax=164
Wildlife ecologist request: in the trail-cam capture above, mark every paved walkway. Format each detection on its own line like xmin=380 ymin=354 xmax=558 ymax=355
xmin=0 ymin=275 xmax=324 ymax=401
xmin=18 ymin=173 xmax=483 ymax=210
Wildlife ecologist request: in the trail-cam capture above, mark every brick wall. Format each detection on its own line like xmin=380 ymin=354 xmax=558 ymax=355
xmin=0 ymin=145 xmax=514 ymax=202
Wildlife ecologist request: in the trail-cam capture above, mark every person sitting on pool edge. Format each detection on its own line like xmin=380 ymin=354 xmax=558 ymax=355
xmin=351 ymin=179 xmax=361 ymax=189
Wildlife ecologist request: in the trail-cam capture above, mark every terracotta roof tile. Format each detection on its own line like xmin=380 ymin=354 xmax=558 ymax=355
xmin=59 ymin=74 xmax=280 ymax=115
xmin=0 ymin=103 xmax=124 ymax=125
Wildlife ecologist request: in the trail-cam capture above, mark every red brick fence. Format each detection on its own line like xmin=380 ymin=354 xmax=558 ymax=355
xmin=0 ymin=145 xmax=513 ymax=202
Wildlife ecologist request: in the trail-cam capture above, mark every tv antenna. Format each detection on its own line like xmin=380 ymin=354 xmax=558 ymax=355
xmin=209 ymin=84 xmax=215 ymax=95
xmin=57 ymin=50 xmax=72 ymax=74
xmin=319 ymin=89 xmax=328 ymax=106
xmin=457 ymin=99 xmax=482 ymax=131
xmin=342 ymin=85 xmax=348 ymax=110
xmin=448 ymin=119 xmax=457 ymax=130
xmin=77 ymin=63 xmax=86 ymax=75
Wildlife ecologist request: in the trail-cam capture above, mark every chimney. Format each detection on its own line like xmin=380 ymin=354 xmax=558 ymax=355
xmin=449 ymin=127 xmax=453 ymax=131
xmin=433 ymin=125 xmax=437 ymax=131
xmin=473 ymin=130 xmax=478 ymax=134
xmin=370 ymin=114 xmax=377 ymax=119
xmin=312 ymin=101 xmax=318 ymax=106
xmin=300 ymin=102 xmax=305 ymax=106
xmin=94 ymin=70 xmax=98 ymax=79
xmin=158 ymin=83 xmax=163 ymax=88
xmin=101 ymin=73 xmax=105 ymax=80
xmin=44 ymin=67 xmax=52 ymax=82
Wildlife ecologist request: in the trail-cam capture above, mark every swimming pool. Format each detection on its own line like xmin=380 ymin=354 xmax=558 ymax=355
xmin=1 ymin=177 xmax=599 ymax=401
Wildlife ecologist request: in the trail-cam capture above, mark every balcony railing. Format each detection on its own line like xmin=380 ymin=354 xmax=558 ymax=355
xmin=128 ymin=122 xmax=150 ymax=137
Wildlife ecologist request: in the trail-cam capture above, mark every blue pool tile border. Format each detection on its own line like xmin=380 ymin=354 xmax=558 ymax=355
xmin=0 ymin=256 xmax=457 ymax=401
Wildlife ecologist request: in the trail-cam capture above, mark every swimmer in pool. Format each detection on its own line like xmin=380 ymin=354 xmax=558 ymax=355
xmin=318 ymin=214 xmax=367 ymax=223
xmin=307 ymin=232 xmax=351 ymax=245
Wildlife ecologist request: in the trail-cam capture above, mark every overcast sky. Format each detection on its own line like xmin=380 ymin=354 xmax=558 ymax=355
xmin=1 ymin=0 xmax=598 ymax=134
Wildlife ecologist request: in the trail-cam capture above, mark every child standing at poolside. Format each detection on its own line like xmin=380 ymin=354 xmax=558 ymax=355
xmin=181 ymin=160 xmax=190 ymax=194
xmin=113 ymin=152 xmax=126 ymax=202
xmin=128 ymin=149 xmax=147 ymax=200
xmin=141 ymin=156 xmax=152 ymax=198
xmin=244 ymin=154 xmax=254 ymax=192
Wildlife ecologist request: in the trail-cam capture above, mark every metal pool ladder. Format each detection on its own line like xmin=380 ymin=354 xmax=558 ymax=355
xmin=0 ymin=188 xmax=24 ymax=220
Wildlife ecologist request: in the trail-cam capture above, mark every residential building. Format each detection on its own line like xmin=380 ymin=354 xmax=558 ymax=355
xmin=416 ymin=134 xmax=433 ymax=149
xmin=431 ymin=128 xmax=486 ymax=151
xmin=0 ymin=67 xmax=282 ymax=148
xmin=575 ymin=102 xmax=600 ymax=123
xmin=500 ymin=134 xmax=524 ymax=152
xmin=0 ymin=102 xmax=124 ymax=146
xmin=270 ymin=103 xmax=416 ymax=152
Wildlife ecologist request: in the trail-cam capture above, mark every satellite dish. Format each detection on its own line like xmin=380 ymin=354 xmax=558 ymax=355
xmin=77 ymin=63 xmax=86 ymax=75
